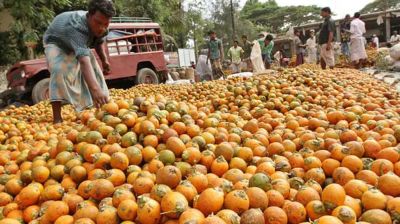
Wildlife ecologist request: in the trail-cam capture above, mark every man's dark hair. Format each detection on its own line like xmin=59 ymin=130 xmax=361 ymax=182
xmin=354 ymin=12 xmax=361 ymax=18
xmin=209 ymin=30 xmax=216 ymax=35
xmin=265 ymin=34 xmax=273 ymax=41
xmin=321 ymin=7 xmax=331 ymax=14
xmin=234 ymin=40 xmax=239 ymax=44
xmin=242 ymin=35 xmax=247 ymax=39
xmin=88 ymin=0 xmax=116 ymax=18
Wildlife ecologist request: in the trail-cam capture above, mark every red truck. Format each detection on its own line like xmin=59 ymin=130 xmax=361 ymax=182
xmin=1 ymin=17 xmax=168 ymax=107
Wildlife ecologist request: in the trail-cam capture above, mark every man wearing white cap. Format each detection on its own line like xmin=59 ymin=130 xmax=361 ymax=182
xmin=390 ymin=31 xmax=400 ymax=45
xmin=372 ymin=34 xmax=379 ymax=50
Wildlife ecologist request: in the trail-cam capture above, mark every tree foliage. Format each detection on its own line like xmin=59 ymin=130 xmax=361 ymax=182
xmin=3 ymin=0 xmax=71 ymax=58
xmin=241 ymin=0 xmax=321 ymax=32
xmin=0 ymin=0 xmax=350 ymax=65
xmin=360 ymin=0 xmax=400 ymax=13
xmin=184 ymin=1 xmax=210 ymax=53
xmin=114 ymin=0 xmax=186 ymax=47
xmin=205 ymin=0 xmax=260 ymax=51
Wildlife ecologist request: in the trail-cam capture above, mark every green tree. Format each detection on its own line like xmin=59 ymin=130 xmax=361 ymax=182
xmin=3 ymin=0 xmax=71 ymax=59
xmin=185 ymin=1 xmax=209 ymax=54
xmin=1 ymin=0 xmax=189 ymax=63
xmin=53 ymin=0 xmax=87 ymax=13
xmin=115 ymin=0 xmax=186 ymax=47
xmin=361 ymin=0 xmax=399 ymax=13
xmin=241 ymin=0 xmax=321 ymax=33
xmin=206 ymin=0 xmax=260 ymax=52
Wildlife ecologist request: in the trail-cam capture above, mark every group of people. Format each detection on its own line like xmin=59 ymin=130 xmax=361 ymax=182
xmin=192 ymin=8 xmax=400 ymax=80
xmin=294 ymin=8 xmax=367 ymax=69
xmin=388 ymin=30 xmax=400 ymax=47
xmin=338 ymin=12 xmax=368 ymax=68
xmin=205 ymin=31 xmax=277 ymax=79
xmin=298 ymin=8 xmax=400 ymax=70
xmin=339 ymin=12 xmax=400 ymax=68
xmin=36 ymin=0 xmax=400 ymax=124
xmin=212 ymin=7 xmax=351 ymax=75
xmin=370 ymin=29 xmax=400 ymax=49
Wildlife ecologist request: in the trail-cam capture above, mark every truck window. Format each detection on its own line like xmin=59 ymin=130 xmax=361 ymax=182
xmin=108 ymin=40 xmax=130 ymax=56
xmin=106 ymin=28 xmax=163 ymax=56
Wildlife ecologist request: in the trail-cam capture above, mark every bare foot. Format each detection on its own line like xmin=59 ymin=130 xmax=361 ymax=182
xmin=53 ymin=119 xmax=63 ymax=124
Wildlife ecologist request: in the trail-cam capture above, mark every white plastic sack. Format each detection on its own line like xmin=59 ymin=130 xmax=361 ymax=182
xmin=391 ymin=61 xmax=400 ymax=71
xmin=166 ymin=73 xmax=174 ymax=82
xmin=286 ymin=27 xmax=294 ymax=37
xmin=378 ymin=47 xmax=389 ymax=54
xmin=250 ymin=40 xmax=265 ymax=73
xmin=166 ymin=79 xmax=192 ymax=85
xmin=389 ymin=44 xmax=400 ymax=60
xmin=196 ymin=55 xmax=212 ymax=78
xmin=172 ymin=80 xmax=193 ymax=84
xmin=165 ymin=73 xmax=192 ymax=84
xmin=227 ymin=72 xmax=253 ymax=79
xmin=385 ymin=55 xmax=395 ymax=66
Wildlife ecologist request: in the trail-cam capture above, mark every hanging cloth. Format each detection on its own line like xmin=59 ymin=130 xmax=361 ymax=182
xmin=377 ymin=15 xmax=384 ymax=25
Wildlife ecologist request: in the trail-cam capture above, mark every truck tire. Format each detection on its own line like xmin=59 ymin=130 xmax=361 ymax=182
xmin=32 ymin=78 xmax=50 ymax=104
xmin=135 ymin=68 xmax=159 ymax=84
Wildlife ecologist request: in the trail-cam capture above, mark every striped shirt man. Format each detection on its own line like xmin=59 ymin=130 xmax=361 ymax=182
xmin=44 ymin=11 xmax=107 ymax=58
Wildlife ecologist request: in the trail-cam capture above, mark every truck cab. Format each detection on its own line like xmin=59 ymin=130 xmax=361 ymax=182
xmin=1 ymin=17 xmax=168 ymax=106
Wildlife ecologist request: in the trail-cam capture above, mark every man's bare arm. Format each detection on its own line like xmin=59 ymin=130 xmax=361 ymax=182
xmin=79 ymin=56 xmax=108 ymax=107
xmin=206 ymin=47 xmax=210 ymax=63
xmin=95 ymin=42 xmax=107 ymax=63
xmin=95 ymin=42 xmax=110 ymax=74
xmin=327 ymin=32 xmax=334 ymax=50
xmin=220 ymin=45 xmax=224 ymax=61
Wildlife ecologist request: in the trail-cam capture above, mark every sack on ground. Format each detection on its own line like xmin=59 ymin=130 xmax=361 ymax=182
xmin=250 ymin=41 xmax=265 ymax=73
xmin=389 ymin=44 xmax=400 ymax=60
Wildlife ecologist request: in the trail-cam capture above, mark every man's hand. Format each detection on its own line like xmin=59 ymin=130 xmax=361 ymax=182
xmin=326 ymin=43 xmax=332 ymax=51
xmin=102 ymin=61 xmax=111 ymax=75
xmin=91 ymin=88 xmax=109 ymax=108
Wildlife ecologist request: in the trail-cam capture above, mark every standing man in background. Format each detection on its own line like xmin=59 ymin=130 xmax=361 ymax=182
xmin=241 ymin=35 xmax=253 ymax=71
xmin=340 ymin=14 xmax=351 ymax=61
xmin=371 ymin=34 xmax=379 ymax=50
xmin=258 ymin=33 xmax=266 ymax=61
xmin=318 ymin=7 xmax=335 ymax=70
xmin=196 ymin=49 xmax=212 ymax=81
xmin=294 ymin=30 xmax=305 ymax=66
xmin=390 ymin=30 xmax=400 ymax=45
xmin=306 ymin=29 xmax=317 ymax=64
xmin=206 ymin=31 xmax=225 ymax=80
xmin=349 ymin=12 xmax=367 ymax=69
xmin=263 ymin=34 xmax=274 ymax=69
xmin=227 ymin=40 xmax=244 ymax=74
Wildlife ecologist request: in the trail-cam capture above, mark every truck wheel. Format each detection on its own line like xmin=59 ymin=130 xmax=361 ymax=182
xmin=136 ymin=68 xmax=159 ymax=84
xmin=32 ymin=78 xmax=50 ymax=104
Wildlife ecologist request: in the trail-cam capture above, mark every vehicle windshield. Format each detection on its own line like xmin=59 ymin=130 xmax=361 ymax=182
xmin=106 ymin=28 xmax=161 ymax=55
xmin=106 ymin=30 xmax=133 ymax=40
